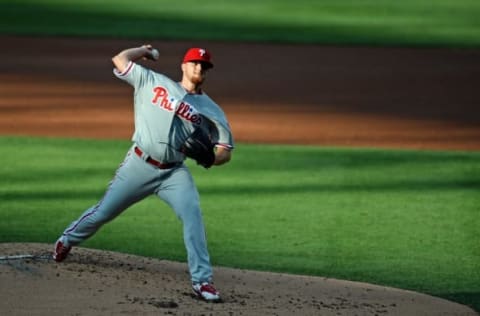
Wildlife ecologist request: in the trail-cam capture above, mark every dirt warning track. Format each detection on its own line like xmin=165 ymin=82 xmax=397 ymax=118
xmin=0 ymin=36 xmax=479 ymax=150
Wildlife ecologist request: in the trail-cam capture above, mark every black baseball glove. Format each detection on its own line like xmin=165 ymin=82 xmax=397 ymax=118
xmin=180 ymin=128 xmax=215 ymax=169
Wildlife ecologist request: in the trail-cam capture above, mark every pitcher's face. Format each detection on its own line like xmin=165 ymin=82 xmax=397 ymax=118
xmin=182 ymin=61 xmax=210 ymax=85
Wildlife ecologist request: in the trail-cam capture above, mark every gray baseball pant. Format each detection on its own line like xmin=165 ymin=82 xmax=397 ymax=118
xmin=59 ymin=147 xmax=213 ymax=284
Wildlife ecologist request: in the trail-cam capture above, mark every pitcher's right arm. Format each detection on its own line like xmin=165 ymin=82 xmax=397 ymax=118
xmin=112 ymin=45 xmax=157 ymax=73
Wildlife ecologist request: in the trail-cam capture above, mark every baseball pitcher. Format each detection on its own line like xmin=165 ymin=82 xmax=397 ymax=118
xmin=53 ymin=45 xmax=234 ymax=302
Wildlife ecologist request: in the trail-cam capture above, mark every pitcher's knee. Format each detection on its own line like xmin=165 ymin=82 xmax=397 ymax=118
xmin=174 ymin=200 xmax=201 ymax=218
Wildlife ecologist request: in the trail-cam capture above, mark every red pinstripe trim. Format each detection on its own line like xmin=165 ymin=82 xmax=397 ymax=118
xmin=116 ymin=61 xmax=134 ymax=77
xmin=64 ymin=208 xmax=98 ymax=235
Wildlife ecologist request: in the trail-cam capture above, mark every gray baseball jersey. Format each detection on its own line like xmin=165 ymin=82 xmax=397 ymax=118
xmin=114 ymin=61 xmax=234 ymax=162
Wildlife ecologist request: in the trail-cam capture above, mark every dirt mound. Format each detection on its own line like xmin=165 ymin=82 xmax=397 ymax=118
xmin=0 ymin=243 xmax=476 ymax=316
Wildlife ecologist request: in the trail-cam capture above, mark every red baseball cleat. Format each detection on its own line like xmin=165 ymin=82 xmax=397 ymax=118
xmin=53 ymin=239 xmax=71 ymax=262
xmin=192 ymin=282 xmax=221 ymax=302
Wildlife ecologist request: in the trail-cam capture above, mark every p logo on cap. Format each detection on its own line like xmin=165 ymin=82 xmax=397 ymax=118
xmin=183 ymin=48 xmax=213 ymax=69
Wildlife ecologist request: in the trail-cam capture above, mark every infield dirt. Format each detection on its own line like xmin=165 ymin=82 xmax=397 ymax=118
xmin=0 ymin=36 xmax=479 ymax=315
xmin=1 ymin=36 xmax=479 ymax=149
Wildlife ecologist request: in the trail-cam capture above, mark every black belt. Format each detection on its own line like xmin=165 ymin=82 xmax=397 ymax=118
xmin=134 ymin=147 xmax=178 ymax=169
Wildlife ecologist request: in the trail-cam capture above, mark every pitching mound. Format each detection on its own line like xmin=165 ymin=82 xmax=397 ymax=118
xmin=0 ymin=243 xmax=476 ymax=316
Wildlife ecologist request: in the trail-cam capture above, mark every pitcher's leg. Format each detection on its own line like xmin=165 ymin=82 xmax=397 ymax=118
xmin=60 ymin=150 xmax=156 ymax=247
xmin=157 ymin=165 xmax=213 ymax=284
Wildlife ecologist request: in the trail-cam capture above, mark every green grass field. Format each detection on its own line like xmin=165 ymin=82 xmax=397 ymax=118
xmin=1 ymin=0 xmax=480 ymax=47
xmin=0 ymin=136 xmax=479 ymax=310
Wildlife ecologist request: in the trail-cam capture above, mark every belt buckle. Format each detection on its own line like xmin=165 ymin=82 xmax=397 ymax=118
xmin=140 ymin=152 xmax=150 ymax=162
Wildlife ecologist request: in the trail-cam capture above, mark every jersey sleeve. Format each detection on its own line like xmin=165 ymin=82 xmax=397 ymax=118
xmin=210 ymin=118 xmax=234 ymax=150
xmin=113 ymin=61 xmax=150 ymax=89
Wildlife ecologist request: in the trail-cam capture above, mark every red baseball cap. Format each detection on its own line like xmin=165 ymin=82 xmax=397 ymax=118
xmin=182 ymin=48 xmax=213 ymax=69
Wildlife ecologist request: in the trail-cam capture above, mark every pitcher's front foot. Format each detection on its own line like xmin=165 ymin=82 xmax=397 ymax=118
xmin=192 ymin=282 xmax=221 ymax=302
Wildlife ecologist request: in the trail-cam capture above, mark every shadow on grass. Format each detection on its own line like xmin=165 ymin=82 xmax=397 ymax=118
xmin=438 ymin=292 xmax=480 ymax=314
xmin=232 ymin=148 xmax=480 ymax=172
xmin=200 ymin=179 xmax=480 ymax=195
xmin=0 ymin=190 xmax=104 ymax=201
xmin=3 ymin=1 xmax=478 ymax=48
xmin=1 ymin=178 xmax=478 ymax=201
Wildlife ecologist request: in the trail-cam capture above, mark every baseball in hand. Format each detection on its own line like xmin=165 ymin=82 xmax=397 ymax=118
xmin=151 ymin=48 xmax=159 ymax=60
